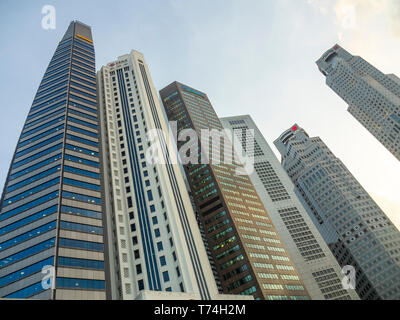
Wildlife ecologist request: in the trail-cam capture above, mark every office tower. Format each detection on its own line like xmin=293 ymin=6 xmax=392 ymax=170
xmin=220 ymin=115 xmax=359 ymax=300
xmin=97 ymin=51 xmax=244 ymax=300
xmin=274 ymin=125 xmax=400 ymax=300
xmin=316 ymin=44 xmax=400 ymax=161
xmin=160 ymin=82 xmax=310 ymax=300
xmin=0 ymin=21 xmax=108 ymax=299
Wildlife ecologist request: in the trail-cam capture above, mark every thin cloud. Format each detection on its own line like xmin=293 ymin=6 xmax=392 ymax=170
xmin=308 ymin=0 xmax=400 ymax=39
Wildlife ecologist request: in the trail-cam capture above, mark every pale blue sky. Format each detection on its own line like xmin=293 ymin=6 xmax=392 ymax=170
xmin=1 ymin=0 xmax=399 ymax=228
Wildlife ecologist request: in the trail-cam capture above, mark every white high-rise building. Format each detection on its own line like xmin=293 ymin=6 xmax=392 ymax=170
xmin=274 ymin=124 xmax=400 ymax=300
xmin=220 ymin=115 xmax=359 ymax=300
xmin=316 ymin=44 xmax=400 ymax=161
xmin=97 ymin=50 xmax=247 ymax=300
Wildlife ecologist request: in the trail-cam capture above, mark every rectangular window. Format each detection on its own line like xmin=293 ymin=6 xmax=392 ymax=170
xmin=160 ymin=256 xmax=166 ymax=266
xmin=162 ymin=271 xmax=170 ymax=282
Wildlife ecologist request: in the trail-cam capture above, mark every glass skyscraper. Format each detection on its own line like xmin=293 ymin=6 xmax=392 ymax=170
xmin=274 ymin=124 xmax=400 ymax=299
xmin=160 ymin=82 xmax=310 ymax=300
xmin=317 ymin=44 xmax=400 ymax=161
xmin=220 ymin=115 xmax=359 ymax=300
xmin=96 ymin=51 xmax=244 ymax=300
xmin=0 ymin=21 xmax=107 ymax=299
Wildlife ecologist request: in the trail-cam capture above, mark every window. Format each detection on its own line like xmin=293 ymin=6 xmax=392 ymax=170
xmin=154 ymin=229 xmax=160 ymax=238
xmin=136 ymin=264 xmax=142 ymax=275
xmin=160 ymin=256 xmax=166 ymax=266
xmin=138 ymin=280 xmax=144 ymax=291
xmin=157 ymin=242 xmax=163 ymax=252
xmin=127 ymin=196 xmax=133 ymax=208
xmin=147 ymin=190 xmax=153 ymax=202
xmin=57 ymin=257 xmax=104 ymax=270
xmin=60 ymin=221 xmax=102 ymax=234
xmin=162 ymin=271 xmax=170 ymax=282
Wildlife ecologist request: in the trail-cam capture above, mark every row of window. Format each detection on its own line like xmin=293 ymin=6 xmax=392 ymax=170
xmin=72 ymin=54 xmax=95 ymax=68
xmin=37 ymin=73 xmax=68 ymax=93
xmin=0 ymin=256 xmax=54 ymax=288
xmin=60 ymin=220 xmax=103 ymax=235
xmin=9 ymin=154 xmax=61 ymax=181
xmin=69 ymin=101 xmax=97 ymax=115
xmin=3 ymin=177 xmax=60 ymax=206
xmin=59 ymin=237 xmax=103 ymax=251
xmin=27 ymin=100 xmax=66 ymax=122
xmin=63 ymin=177 xmax=100 ymax=191
xmin=21 ymin=115 xmax=64 ymax=139
xmin=71 ymin=64 xmax=95 ymax=77
xmin=0 ymin=238 xmax=55 ymax=268
xmin=70 ymin=80 xmax=96 ymax=94
xmin=41 ymin=67 xmax=68 ymax=84
xmin=66 ymin=133 xmax=98 ymax=147
xmin=67 ymin=124 xmax=97 ymax=138
xmin=25 ymin=105 xmax=65 ymax=129
xmin=19 ymin=124 xmax=64 ymax=149
xmin=4 ymin=277 xmax=105 ymax=299
xmin=71 ymin=57 xmax=95 ymax=71
xmin=15 ymin=133 xmax=63 ymax=158
xmin=69 ymin=94 xmax=96 ymax=107
xmin=58 ymin=256 xmax=104 ymax=270
xmin=65 ymin=144 xmax=98 ymax=157
xmin=0 ymin=191 xmax=59 ymax=221
xmin=0 ymin=205 xmax=58 ymax=236
xmin=67 ymin=115 xmax=97 ymax=129
xmin=70 ymin=87 xmax=96 ymax=101
xmin=6 ymin=165 xmax=60 ymax=193
xmin=64 ymin=165 xmax=99 ymax=179
xmin=64 ymin=154 xmax=98 ymax=168
xmin=12 ymin=143 xmax=62 ymax=169
xmin=68 ymin=108 xmax=97 ymax=122
xmin=71 ymin=69 xmax=96 ymax=83
xmin=73 ymin=45 xmax=94 ymax=60
xmin=0 ymin=220 xmax=56 ymax=252
xmin=35 ymin=79 xmax=69 ymax=100
xmin=61 ymin=191 xmax=101 ymax=205
xmin=61 ymin=205 xmax=102 ymax=219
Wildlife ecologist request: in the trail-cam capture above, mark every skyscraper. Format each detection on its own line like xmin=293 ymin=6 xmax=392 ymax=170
xmin=220 ymin=115 xmax=359 ymax=300
xmin=274 ymin=124 xmax=400 ymax=299
xmin=0 ymin=21 xmax=108 ymax=299
xmin=97 ymin=51 xmax=245 ymax=300
xmin=160 ymin=82 xmax=310 ymax=300
xmin=316 ymin=44 xmax=400 ymax=161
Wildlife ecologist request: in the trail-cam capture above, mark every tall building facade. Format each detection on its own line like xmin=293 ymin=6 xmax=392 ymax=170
xmin=220 ymin=115 xmax=359 ymax=300
xmin=97 ymin=52 xmax=242 ymax=300
xmin=0 ymin=21 xmax=108 ymax=299
xmin=160 ymin=82 xmax=310 ymax=300
xmin=274 ymin=125 xmax=400 ymax=299
xmin=316 ymin=44 xmax=400 ymax=161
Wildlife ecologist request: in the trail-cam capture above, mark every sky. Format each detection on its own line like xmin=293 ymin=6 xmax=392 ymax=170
xmin=0 ymin=0 xmax=399 ymax=229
